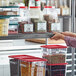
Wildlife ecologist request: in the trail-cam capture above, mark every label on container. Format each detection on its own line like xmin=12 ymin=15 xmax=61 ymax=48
xmin=7 ymin=12 xmax=17 ymax=15
xmin=20 ymin=64 xmax=26 ymax=67
xmin=62 ymin=8 xmax=70 ymax=15
xmin=24 ymin=24 xmax=33 ymax=32
xmin=51 ymin=23 xmax=61 ymax=32
xmin=56 ymin=8 xmax=60 ymax=15
xmin=37 ymin=67 xmax=43 ymax=76
xmin=12 ymin=8 xmax=19 ymax=11
xmin=37 ymin=22 xmax=46 ymax=31
xmin=31 ymin=68 xmax=35 ymax=76
xmin=3 ymin=8 xmax=11 ymax=11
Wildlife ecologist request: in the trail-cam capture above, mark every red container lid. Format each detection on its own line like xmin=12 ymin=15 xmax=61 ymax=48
xmin=20 ymin=57 xmax=47 ymax=62
xmin=41 ymin=45 xmax=67 ymax=49
xmin=47 ymin=63 xmax=68 ymax=66
xmin=20 ymin=6 xmax=27 ymax=8
xmin=44 ymin=6 xmax=53 ymax=8
xmin=35 ymin=0 xmax=40 ymax=1
xmin=8 ymin=55 xmax=35 ymax=59
xmin=30 ymin=6 xmax=41 ymax=8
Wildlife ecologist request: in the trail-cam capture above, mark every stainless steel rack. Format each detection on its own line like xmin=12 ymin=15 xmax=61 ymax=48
xmin=0 ymin=33 xmax=54 ymax=40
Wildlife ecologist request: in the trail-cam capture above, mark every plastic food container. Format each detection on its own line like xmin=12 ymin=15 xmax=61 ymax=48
xmin=9 ymin=17 xmax=19 ymax=24
xmin=29 ymin=6 xmax=41 ymax=18
xmin=8 ymin=55 xmax=36 ymax=76
xmin=0 ymin=0 xmax=9 ymax=6
xmin=20 ymin=57 xmax=47 ymax=76
xmin=8 ymin=55 xmax=47 ymax=76
xmin=46 ymin=63 xmax=68 ymax=76
xmin=19 ymin=6 xmax=28 ymax=17
xmin=34 ymin=20 xmax=47 ymax=33
xmin=18 ymin=21 xmax=34 ymax=33
xmin=41 ymin=45 xmax=67 ymax=64
xmin=8 ymin=25 xmax=18 ymax=34
xmin=0 ymin=19 xmax=9 ymax=36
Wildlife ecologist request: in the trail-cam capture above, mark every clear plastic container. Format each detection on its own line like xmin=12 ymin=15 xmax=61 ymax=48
xmin=0 ymin=0 xmax=9 ymax=6
xmin=46 ymin=63 xmax=68 ymax=76
xmin=0 ymin=19 xmax=9 ymax=36
xmin=8 ymin=25 xmax=18 ymax=34
xmin=41 ymin=45 xmax=67 ymax=64
xmin=18 ymin=21 xmax=34 ymax=33
xmin=8 ymin=55 xmax=37 ymax=76
xmin=20 ymin=57 xmax=47 ymax=76
xmin=19 ymin=6 xmax=28 ymax=17
xmin=29 ymin=6 xmax=41 ymax=19
xmin=8 ymin=55 xmax=47 ymax=76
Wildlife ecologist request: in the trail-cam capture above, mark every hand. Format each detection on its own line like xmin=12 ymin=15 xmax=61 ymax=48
xmin=51 ymin=32 xmax=65 ymax=40
xmin=62 ymin=31 xmax=76 ymax=37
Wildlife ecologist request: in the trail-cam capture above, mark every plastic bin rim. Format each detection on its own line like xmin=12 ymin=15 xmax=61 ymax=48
xmin=20 ymin=58 xmax=47 ymax=62
xmin=8 ymin=55 xmax=35 ymax=59
xmin=47 ymin=63 xmax=68 ymax=66
xmin=8 ymin=55 xmax=47 ymax=62
xmin=19 ymin=6 xmax=27 ymax=8
xmin=41 ymin=45 xmax=67 ymax=49
xmin=44 ymin=6 xmax=54 ymax=8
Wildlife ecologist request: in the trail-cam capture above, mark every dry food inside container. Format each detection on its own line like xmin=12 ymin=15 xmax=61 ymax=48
xmin=20 ymin=58 xmax=47 ymax=76
xmin=18 ymin=21 xmax=34 ymax=33
xmin=8 ymin=55 xmax=37 ymax=76
xmin=0 ymin=19 xmax=9 ymax=36
xmin=46 ymin=63 xmax=68 ymax=76
xmin=34 ymin=19 xmax=47 ymax=33
xmin=8 ymin=55 xmax=47 ymax=76
xmin=41 ymin=45 xmax=67 ymax=64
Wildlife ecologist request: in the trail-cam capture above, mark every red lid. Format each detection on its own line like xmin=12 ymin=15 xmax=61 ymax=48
xmin=35 ymin=0 xmax=40 ymax=1
xmin=20 ymin=6 xmax=27 ymax=8
xmin=44 ymin=6 xmax=53 ymax=8
xmin=47 ymin=63 xmax=68 ymax=66
xmin=20 ymin=57 xmax=47 ymax=62
xmin=41 ymin=45 xmax=67 ymax=49
xmin=8 ymin=55 xmax=35 ymax=59
xmin=30 ymin=6 xmax=41 ymax=8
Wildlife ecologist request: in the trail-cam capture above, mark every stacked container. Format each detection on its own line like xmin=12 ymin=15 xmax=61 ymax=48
xmin=41 ymin=45 xmax=68 ymax=76
xmin=0 ymin=0 xmax=9 ymax=6
xmin=18 ymin=6 xmax=34 ymax=34
xmin=0 ymin=19 xmax=9 ymax=36
xmin=8 ymin=55 xmax=47 ymax=76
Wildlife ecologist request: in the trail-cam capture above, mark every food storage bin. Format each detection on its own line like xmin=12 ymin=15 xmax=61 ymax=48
xmin=20 ymin=57 xmax=47 ymax=76
xmin=0 ymin=19 xmax=9 ymax=36
xmin=8 ymin=55 xmax=47 ymax=76
xmin=8 ymin=25 xmax=18 ymax=34
xmin=0 ymin=11 xmax=19 ymax=16
xmin=46 ymin=63 xmax=68 ymax=76
xmin=9 ymin=17 xmax=19 ymax=24
xmin=29 ymin=6 xmax=41 ymax=19
xmin=19 ymin=6 xmax=28 ymax=17
xmin=34 ymin=19 xmax=47 ymax=33
xmin=18 ymin=21 xmax=34 ymax=33
xmin=0 ymin=7 xmax=19 ymax=16
xmin=43 ymin=6 xmax=61 ymax=32
xmin=41 ymin=45 xmax=67 ymax=64
xmin=0 ymin=0 xmax=9 ymax=6
xmin=43 ymin=6 xmax=55 ymax=22
xmin=8 ymin=55 xmax=36 ymax=76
